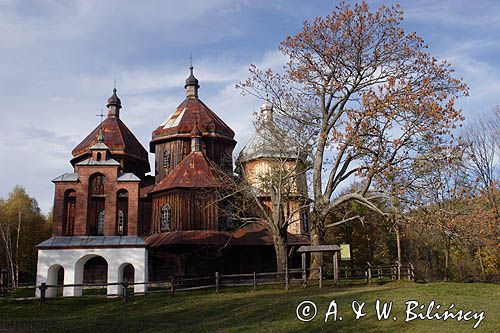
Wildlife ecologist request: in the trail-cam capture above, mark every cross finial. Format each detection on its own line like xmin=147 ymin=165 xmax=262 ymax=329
xmin=96 ymin=108 xmax=105 ymax=123
xmin=96 ymin=108 xmax=105 ymax=141
xmin=189 ymin=52 xmax=193 ymax=68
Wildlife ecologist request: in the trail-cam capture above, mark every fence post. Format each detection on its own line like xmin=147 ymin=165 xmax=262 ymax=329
xmin=319 ymin=267 xmax=322 ymax=289
xmin=39 ymin=283 xmax=47 ymax=304
xmin=366 ymin=262 xmax=372 ymax=284
xmin=0 ymin=269 xmax=7 ymax=296
xmin=123 ymin=278 xmax=128 ymax=302
xmin=171 ymin=275 xmax=175 ymax=296
xmin=215 ymin=272 xmax=220 ymax=293
xmin=253 ymin=272 xmax=256 ymax=291
xmin=285 ymin=267 xmax=289 ymax=291
xmin=410 ymin=263 xmax=415 ymax=281
xmin=333 ymin=252 xmax=339 ymax=287
xmin=301 ymin=252 xmax=307 ymax=287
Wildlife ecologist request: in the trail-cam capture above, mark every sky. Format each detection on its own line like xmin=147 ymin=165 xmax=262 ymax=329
xmin=1 ymin=0 xmax=500 ymax=214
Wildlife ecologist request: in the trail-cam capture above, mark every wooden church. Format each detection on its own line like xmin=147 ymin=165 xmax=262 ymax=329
xmin=35 ymin=67 xmax=310 ymax=296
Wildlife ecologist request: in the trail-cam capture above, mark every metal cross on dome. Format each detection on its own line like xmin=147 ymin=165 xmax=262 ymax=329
xmin=96 ymin=108 xmax=105 ymax=124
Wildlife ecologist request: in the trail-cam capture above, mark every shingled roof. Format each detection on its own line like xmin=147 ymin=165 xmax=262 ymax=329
xmin=72 ymin=116 xmax=149 ymax=166
xmin=144 ymin=223 xmax=310 ymax=247
xmin=151 ymin=151 xmax=224 ymax=193
xmin=150 ymin=97 xmax=235 ymax=151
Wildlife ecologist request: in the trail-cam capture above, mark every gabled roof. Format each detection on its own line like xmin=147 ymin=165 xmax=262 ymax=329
xmin=90 ymin=142 xmax=109 ymax=150
xmin=76 ymin=157 xmax=120 ymax=166
xmin=117 ymin=172 xmax=141 ymax=182
xmin=151 ymin=97 xmax=235 ymax=149
xmin=151 ymin=151 xmax=223 ymax=193
xmin=52 ymin=173 xmax=79 ymax=182
xmin=72 ymin=116 xmax=149 ymax=166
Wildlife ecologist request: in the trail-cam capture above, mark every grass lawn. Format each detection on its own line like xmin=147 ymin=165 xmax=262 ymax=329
xmin=0 ymin=281 xmax=498 ymax=332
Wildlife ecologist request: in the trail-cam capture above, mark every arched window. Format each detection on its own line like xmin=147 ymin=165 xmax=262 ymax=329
xmin=116 ymin=190 xmax=128 ymax=235
xmin=63 ymin=189 xmax=76 ymax=236
xmin=90 ymin=174 xmax=105 ymax=195
xmin=117 ymin=210 xmax=125 ymax=235
xmin=96 ymin=152 xmax=102 ymax=161
xmin=97 ymin=211 xmax=105 ymax=235
xmin=160 ymin=204 xmax=171 ymax=232
xmin=163 ymin=150 xmax=170 ymax=168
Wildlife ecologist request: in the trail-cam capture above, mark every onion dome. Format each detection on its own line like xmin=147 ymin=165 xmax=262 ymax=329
xmin=107 ymin=88 xmax=122 ymax=108
xmin=185 ymin=66 xmax=199 ymax=98
xmin=185 ymin=66 xmax=199 ymax=89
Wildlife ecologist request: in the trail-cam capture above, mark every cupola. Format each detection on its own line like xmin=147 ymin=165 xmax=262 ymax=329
xmin=107 ymin=88 xmax=122 ymax=118
xmin=185 ymin=66 xmax=199 ymax=98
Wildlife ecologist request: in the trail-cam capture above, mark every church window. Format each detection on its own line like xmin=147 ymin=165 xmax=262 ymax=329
xmin=63 ymin=190 xmax=76 ymax=236
xmin=96 ymin=152 xmax=102 ymax=161
xmin=160 ymin=204 xmax=171 ymax=232
xmin=90 ymin=174 xmax=105 ymax=195
xmin=97 ymin=211 xmax=105 ymax=235
xmin=116 ymin=190 xmax=128 ymax=236
xmin=163 ymin=150 xmax=170 ymax=168
xmin=117 ymin=210 xmax=125 ymax=235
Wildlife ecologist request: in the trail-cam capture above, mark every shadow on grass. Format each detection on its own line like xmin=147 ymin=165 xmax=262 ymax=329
xmin=1 ymin=282 xmax=498 ymax=332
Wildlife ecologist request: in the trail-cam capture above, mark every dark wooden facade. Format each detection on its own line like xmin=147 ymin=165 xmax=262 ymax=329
xmin=151 ymin=189 xmax=220 ymax=233
xmin=153 ymin=137 xmax=234 ymax=183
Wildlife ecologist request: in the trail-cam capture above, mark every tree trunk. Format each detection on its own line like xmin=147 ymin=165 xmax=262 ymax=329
xmin=273 ymin=234 xmax=288 ymax=273
xmin=444 ymin=236 xmax=450 ymax=282
xmin=15 ymin=206 xmax=21 ymax=286
xmin=309 ymin=221 xmax=324 ymax=279
xmin=477 ymin=246 xmax=485 ymax=279
xmin=0 ymin=223 xmax=16 ymax=288
xmin=395 ymin=224 xmax=402 ymax=280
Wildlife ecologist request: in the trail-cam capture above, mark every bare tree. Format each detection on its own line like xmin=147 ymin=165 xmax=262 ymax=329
xmin=462 ymin=108 xmax=500 ymax=223
xmin=238 ymin=1 xmax=467 ymax=273
xmin=213 ymin=103 xmax=310 ymax=272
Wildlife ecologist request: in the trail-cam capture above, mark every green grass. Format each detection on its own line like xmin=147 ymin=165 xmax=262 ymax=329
xmin=0 ymin=281 xmax=498 ymax=332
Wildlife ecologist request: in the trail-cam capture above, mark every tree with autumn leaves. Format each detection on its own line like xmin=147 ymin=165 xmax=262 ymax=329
xmin=239 ymin=1 xmax=468 ymax=273
xmin=0 ymin=186 xmax=50 ymax=286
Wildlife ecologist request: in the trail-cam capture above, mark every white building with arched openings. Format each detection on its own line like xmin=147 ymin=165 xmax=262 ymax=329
xmin=36 ymin=237 xmax=147 ymax=297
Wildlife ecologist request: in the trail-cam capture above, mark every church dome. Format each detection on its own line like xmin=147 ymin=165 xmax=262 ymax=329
xmin=237 ymin=102 xmax=297 ymax=163
xmin=150 ymin=97 xmax=235 ymax=151
xmin=72 ymin=90 xmax=150 ymax=174
xmin=107 ymin=88 xmax=121 ymax=108
xmin=184 ymin=66 xmax=199 ymax=89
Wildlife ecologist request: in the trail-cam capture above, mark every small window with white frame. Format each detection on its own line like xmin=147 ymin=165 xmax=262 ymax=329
xmin=160 ymin=204 xmax=171 ymax=232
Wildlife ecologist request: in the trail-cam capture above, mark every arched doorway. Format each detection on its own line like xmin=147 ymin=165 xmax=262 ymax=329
xmin=74 ymin=254 xmax=108 ymax=296
xmin=46 ymin=264 xmax=64 ymax=298
xmin=117 ymin=263 xmax=135 ymax=295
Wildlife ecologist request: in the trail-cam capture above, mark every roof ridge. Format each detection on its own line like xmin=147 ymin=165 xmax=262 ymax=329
xmin=151 ymin=150 xmax=223 ymax=193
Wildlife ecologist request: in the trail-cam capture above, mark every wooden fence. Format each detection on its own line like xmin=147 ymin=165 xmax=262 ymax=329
xmin=1 ymin=262 xmax=416 ymax=302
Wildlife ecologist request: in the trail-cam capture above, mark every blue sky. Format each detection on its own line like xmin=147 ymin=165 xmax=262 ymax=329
xmin=1 ymin=0 xmax=499 ymax=214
